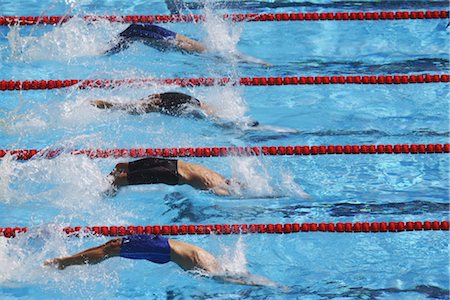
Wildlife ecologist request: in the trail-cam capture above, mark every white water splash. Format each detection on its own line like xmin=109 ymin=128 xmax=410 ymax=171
xmin=0 ymin=153 xmax=132 ymax=223
xmin=0 ymin=229 xmax=122 ymax=297
xmin=230 ymin=157 xmax=274 ymax=197
xmin=216 ymin=235 xmax=248 ymax=274
xmin=201 ymin=4 xmax=242 ymax=57
xmin=7 ymin=17 xmax=122 ymax=62
xmin=197 ymin=236 xmax=282 ymax=288
xmin=199 ymin=86 xmax=248 ymax=122
xmin=228 ymin=157 xmax=309 ymax=199
xmin=279 ymin=171 xmax=310 ymax=199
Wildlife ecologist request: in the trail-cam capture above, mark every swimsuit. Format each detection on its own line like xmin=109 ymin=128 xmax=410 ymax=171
xmin=157 ymin=92 xmax=202 ymax=116
xmin=120 ymin=24 xmax=177 ymax=41
xmin=105 ymin=24 xmax=177 ymax=54
xmin=127 ymin=157 xmax=179 ymax=185
xmin=120 ymin=234 xmax=171 ymax=264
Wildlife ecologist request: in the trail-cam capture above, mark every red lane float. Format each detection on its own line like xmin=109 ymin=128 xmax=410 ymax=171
xmin=1 ymin=221 xmax=448 ymax=238
xmin=1 ymin=143 xmax=448 ymax=160
xmin=0 ymin=74 xmax=449 ymax=91
xmin=0 ymin=10 xmax=448 ymax=25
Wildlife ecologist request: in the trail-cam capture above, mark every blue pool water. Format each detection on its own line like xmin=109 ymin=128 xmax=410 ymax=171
xmin=0 ymin=0 xmax=449 ymax=299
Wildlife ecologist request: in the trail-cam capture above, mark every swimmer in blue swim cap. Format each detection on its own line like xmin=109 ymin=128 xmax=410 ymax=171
xmin=104 ymin=23 xmax=272 ymax=66
xmin=44 ymin=234 xmax=283 ymax=288
xmin=108 ymin=157 xmax=238 ymax=196
xmin=91 ymin=92 xmax=259 ymax=127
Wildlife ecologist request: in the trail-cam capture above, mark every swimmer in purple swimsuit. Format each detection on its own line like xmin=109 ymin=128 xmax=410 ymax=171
xmin=44 ymin=234 xmax=282 ymax=288
xmin=109 ymin=157 xmax=237 ymax=196
xmin=105 ymin=23 xmax=272 ymax=66
xmin=105 ymin=24 xmax=206 ymax=54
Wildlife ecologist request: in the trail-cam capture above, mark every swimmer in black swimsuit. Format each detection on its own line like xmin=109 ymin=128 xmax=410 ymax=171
xmin=109 ymin=157 xmax=238 ymax=196
xmin=93 ymin=92 xmax=204 ymax=117
xmin=44 ymin=234 xmax=283 ymax=288
xmin=104 ymin=23 xmax=272 ymax=66
xmin=92 ymin=92 xmax=260 ymax=127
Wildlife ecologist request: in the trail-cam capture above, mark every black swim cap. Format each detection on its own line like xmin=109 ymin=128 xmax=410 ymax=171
xmin=160 ymin=92 xmax=201 ymax=106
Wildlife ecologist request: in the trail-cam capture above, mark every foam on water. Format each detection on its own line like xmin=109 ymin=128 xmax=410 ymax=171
xmin=216 ymin=235 xmax=248 ymax=274
xmin=0 ymin=155 xmax=16 ymax=202
xmin=229 ymin=157 xmax=309 ymax=199
xmin=0 ymin=153 xmax=133 ymax=224
xmin=7 ymin=17 xmax=121 ymax=62
xmin=0 ymin=229 xmax=122 ymax=298
xmin=1 ymin=1 xmax=448 ymax=298
xmin=199 ymin=86 xmax=248 ymax=122
xmin=201 ymin=4 xmax=243 ymax=60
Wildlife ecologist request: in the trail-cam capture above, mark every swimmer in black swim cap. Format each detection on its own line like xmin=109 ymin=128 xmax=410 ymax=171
xmin=92 ymin=92 xmax=260 ymax=127
xmin=109 ymin=157 xmax=237 ymax=196
xmin=104 ymin=23 xmax=272 ymax=67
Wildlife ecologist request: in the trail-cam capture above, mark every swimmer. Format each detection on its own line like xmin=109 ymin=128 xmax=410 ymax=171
xmin=91 ymin=92 xmax=260 ymax=127
xmin=109 ymin=157 xmax=238 ymax=196
xmin=104 ymin=23 xmax=272 ymax=66
xmin=44 ymin=234 xmax=282 ymax=288
xmin=105 ymin=23 xmax=206 ymax=54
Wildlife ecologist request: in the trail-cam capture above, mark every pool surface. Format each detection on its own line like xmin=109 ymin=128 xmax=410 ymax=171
xmin=0 ymin=0 xmax=449 ymax=299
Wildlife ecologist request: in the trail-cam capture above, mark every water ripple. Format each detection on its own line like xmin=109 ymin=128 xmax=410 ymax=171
xmin=166 ymin=0 xmax=449 ymax=14
xmin=164 ymin=193 xmax=449 ymax=222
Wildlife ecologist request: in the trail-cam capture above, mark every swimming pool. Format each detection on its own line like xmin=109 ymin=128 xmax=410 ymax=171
xmin=0 ymin=0 xmax=449 ymax=298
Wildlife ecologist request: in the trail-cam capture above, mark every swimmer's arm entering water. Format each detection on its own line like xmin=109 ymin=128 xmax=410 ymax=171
xmin=177 ymin=160 xmax=232 ymax=196
xmin=91 ymin=99 xmax=156 ymax=114
xmin=233 ymin=52 xmax=273 ymax=67
xmin=169 ymin=240 xmax=284 ymax=289
xmin=212 ymin=272 xmax=288 ymax=290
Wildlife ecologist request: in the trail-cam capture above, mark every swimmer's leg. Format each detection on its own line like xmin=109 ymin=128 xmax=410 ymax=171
xmin=44 ymin=238 xmax=122 ymax=269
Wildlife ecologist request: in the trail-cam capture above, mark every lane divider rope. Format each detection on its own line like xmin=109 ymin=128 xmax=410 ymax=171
xmin=1 ymin=221 xmax=448 ymax=238
xmin=1 ymin=143 xmax=448 ymax=161
xmin=0 ymin=10 xmax=448 ymax=26
xmin=1 ymin=74 xmax=449 ymax=91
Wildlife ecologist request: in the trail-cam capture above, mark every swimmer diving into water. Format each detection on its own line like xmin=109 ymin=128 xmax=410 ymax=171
xmin=105 ymin=23 xmax=272 ymax=66
xmin=44 ymin=234 xmax=282 ymax=288
xmin=109 ymin=157 xmax=236 ymax=196
xmin=92 ymin=91 xmax=260 ymax=127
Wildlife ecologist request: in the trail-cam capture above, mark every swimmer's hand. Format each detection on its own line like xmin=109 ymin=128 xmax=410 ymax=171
xmin=299 ymin=190 xmax=311 ymax=200
xmin=211 ymin=178 xmax=247 ymax=196
xmin=101 ymin=175 xmax=119 ymax=197
xmin=44 ymin=258 xmax=66 ymax=270
xmin=212 ymin=272 xmax=288 ymax=290
xmin=233 ymin=53 xmax=273 ymax=67
xmin=211 ymin=185 xmax=231 ymax=196
xmin=91 ymin=100 xmax=114 ymax=109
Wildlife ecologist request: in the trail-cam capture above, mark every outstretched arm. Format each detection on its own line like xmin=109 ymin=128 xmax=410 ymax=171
xmin=91 ymin=100 xmax=151 ymax=115
xmin=44 ymin=239 xmax=122 ymax=269
xmin=233 ymin=52 xmax=273 ymax=67
xmin=92 ymin=99 xmax=116 ymax=109
xmin=212 ymin=272 xmax=286 ymax=290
